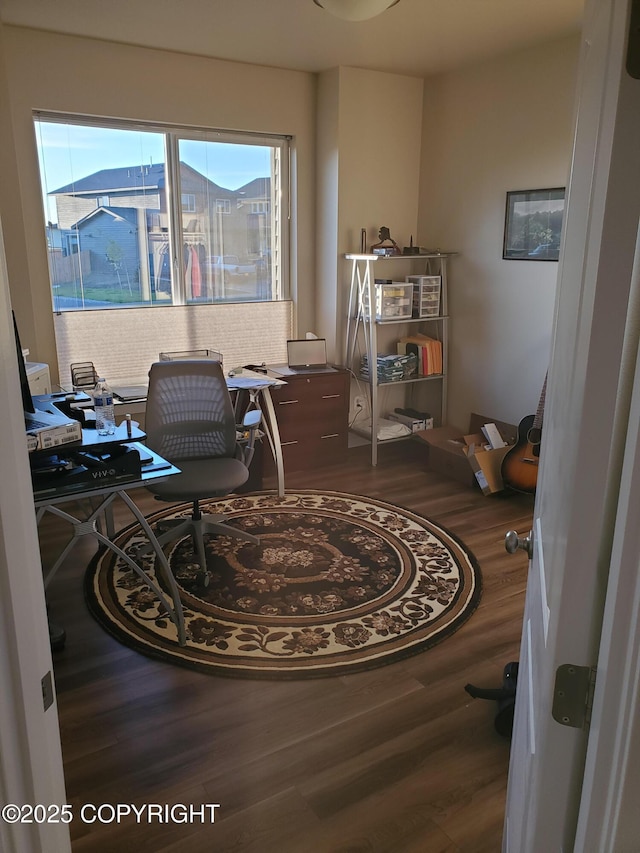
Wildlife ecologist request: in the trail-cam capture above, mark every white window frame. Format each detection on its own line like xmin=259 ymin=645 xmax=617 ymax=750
xmin=34 ymin=112 xmax=291 ymax=309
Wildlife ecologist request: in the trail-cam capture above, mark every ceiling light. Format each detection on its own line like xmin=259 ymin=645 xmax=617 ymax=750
xmin=313 ymin=0 xmax=401 ymax=22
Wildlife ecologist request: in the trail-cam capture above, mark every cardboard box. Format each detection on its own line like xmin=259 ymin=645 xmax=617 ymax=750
xmin=415 ymin=413 xmax=516 ymax=494
xmin=36 ymin=422 xmax=83 ymax=451
xmin=415 ymin=425 xmax=478 ymax=488
xmin=28 ymin=419 xmax=83 ymax=452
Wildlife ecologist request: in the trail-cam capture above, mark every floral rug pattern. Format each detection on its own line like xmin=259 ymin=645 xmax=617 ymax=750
xmin=85 ymin=491 xmax=481 ymax=678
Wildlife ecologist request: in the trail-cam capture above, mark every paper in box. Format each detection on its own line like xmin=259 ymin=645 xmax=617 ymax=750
xmin=481 ymin=422 xmax=508 ymax=449
xmin=468 ymin=413 xmax=517 ymax=446
xmin=462 ymin=435 xmax=512 ymax=495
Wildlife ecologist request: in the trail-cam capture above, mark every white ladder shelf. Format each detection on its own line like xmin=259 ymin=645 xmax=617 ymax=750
xmin=344 ymin=252 xmax=455 ymax=465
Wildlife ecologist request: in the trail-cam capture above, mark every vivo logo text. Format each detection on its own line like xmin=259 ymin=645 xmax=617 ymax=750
xmin=91 ymin=469 xmax=117 ymax=479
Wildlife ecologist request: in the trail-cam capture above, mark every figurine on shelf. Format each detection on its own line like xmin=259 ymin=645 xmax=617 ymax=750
xmin=371 ymin=226 xmax=402 ymax=256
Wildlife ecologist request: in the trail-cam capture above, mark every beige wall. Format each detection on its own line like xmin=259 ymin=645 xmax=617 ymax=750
xmin=0 ymin=26 xmax=316 ymax=381
xmin=316 ymin=67 xmax=340 ymax=357
xmin=317 ymin=66 xmax=424 ymax=372
xmin=419 ymin=35 xmax=580 ymax=430
xmin=336 ymin=67 xmax=424 ymax=258
xmin=0 ymin=22 xmax=37 ymax=350
xmin=0 ymin=23 xmax=580 ymax=429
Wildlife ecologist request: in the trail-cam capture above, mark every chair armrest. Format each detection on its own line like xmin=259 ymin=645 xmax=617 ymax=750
xmin=236 ymin=408 xmax=262 ymax=468
xmin=242 ymin=409 xmax=262 ymax=431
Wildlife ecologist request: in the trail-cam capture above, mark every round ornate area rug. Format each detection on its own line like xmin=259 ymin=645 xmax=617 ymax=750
xmin=84 ymin=491 xmax=482 ymax=678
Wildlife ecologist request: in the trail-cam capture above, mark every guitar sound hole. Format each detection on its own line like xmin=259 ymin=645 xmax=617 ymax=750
xmin=527 ymin=427 xmax=542 ymax=446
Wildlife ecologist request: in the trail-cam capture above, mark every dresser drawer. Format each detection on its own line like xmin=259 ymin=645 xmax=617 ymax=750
xmin=270 ymin=372 xmax=348 ymax=404
xmin=270 ymin=373 xmax=348 ymax=436
xmin=274 ymin=398 xmax=346 ymax=440
xmin=264 ymin=367 xmax=349 ymax=473
xmin=271 ymin=431 xmax=347 ymax=472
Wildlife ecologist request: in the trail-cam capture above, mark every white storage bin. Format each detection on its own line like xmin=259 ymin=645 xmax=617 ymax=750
xmin=159 ymin=349 xmax=222 ymax=363
xmin=406 ymin=275 xmax=442 ymax=318
xmin=367 ymin=281 xmax=413 ymax=321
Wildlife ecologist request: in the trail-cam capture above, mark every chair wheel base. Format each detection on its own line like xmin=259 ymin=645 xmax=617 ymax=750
xmin=49 ymin=621 xmax=66 ymax=652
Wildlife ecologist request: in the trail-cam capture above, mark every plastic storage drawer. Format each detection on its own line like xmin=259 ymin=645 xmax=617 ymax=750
xmin=406 ymin=275 xmax=442 ymax=318
xmin=367 ymin=281 xmax=413 ymax=321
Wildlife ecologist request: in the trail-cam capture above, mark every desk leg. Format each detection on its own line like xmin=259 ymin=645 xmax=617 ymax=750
xmin=257 ymin=386 xmax=285 ymax=497
xmin=37 ymin=492 xmax=186 ymax=646
xmin=117 ymin=490 xmax=186 ymax=645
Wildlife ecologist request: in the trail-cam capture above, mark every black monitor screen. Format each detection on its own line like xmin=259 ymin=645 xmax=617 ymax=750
xmin=13 ymin=310 xmax=34 ymax=413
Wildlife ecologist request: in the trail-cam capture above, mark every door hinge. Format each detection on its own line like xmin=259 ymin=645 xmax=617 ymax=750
xmin=552 ymin=664 xmax=597 ymax=729
xmin=41 ymin=670 xmax=54 ymax=712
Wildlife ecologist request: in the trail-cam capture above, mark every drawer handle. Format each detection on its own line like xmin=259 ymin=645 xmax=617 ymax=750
xmin=321 ymin=394 xmax=340 ymax=399
xmin=321 ymin=433 xmax=340 ymax=440
xmin=281 ymin=440 xmax=299 ymax=447
xmin=278 ymin=399 xmax=299 ymax=405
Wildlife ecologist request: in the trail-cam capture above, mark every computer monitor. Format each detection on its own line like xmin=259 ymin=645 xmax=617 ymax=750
xmin=12 ymin=310 xmax=35 ymax=413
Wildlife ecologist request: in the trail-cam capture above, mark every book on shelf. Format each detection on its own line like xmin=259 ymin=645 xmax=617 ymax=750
xmin=360 ymin=352 xmax=417 ymax=382
xmin=397 ymin=333 xmax=442 ymax=376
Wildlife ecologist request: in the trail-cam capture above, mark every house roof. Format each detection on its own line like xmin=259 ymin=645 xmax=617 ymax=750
xmin=51 ymin=161 xmax=235 ymax=198
xmin=71 ymin=206 xmax=137 ymax=230
xmin=237 ymin=177 xmax=270 ymax=198
xmin=51 ymin=163 xmax=166 ymax=196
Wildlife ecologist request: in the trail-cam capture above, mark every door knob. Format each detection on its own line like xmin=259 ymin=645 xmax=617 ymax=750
xmin=505 ymin=529 xmax=533 ymax=559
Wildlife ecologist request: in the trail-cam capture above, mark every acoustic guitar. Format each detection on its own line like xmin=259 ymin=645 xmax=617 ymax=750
xmin=501 ymin=375 xmax=547 ymax=494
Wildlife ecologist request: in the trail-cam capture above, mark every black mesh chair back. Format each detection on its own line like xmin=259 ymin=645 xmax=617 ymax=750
xmin=145 ymin=360 xmax=238 ymax=463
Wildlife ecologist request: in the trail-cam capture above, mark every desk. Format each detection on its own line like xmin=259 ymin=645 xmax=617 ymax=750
xmin=68 ymin=369 xmax=290 ymax=497
xmin=33 ymin=439 xmax=186 ymax=646
xmin=225 ymin=369 xmax=287 ymax=497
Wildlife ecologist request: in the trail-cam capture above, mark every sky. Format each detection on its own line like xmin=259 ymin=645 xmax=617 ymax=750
xmin=34 ymin=120 xmax=271 ymax=223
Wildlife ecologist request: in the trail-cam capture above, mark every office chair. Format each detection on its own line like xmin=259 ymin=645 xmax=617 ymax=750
xmin=144 ymin=359 xmax=261 ymax=585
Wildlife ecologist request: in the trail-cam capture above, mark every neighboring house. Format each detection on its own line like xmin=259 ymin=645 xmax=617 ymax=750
xmin=237 ymin=177 xmax=272 ymax=256
xmin=47 ymin=163 xmax=271 ymax=301
xmin=71 ymin=206 xmax=139 ymax=280
xmin=50 ymin=162 xmax=167 ymax=229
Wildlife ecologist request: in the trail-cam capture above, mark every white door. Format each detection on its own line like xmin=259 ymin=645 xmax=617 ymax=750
xmin=0 ymin=225 xmax=70 ymax=848
xmin=504 ymin=0 xmax=640 ymax=849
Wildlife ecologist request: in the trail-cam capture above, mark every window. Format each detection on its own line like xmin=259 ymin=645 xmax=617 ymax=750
xmin=181 ymin=193 xmax=196 ymax=213
xmin=34 ymin=115 xmax=290 ymax=310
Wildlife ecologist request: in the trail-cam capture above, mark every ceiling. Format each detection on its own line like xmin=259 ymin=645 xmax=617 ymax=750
xmin=0 ymin=0 xmax=584 ymax=78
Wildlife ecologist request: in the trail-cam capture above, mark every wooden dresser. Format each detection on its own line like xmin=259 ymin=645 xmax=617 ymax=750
xmin=265 ymin=366 xmax=350 ymax=473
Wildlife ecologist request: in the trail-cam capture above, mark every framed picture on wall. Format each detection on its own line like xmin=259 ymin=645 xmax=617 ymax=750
xmin=502 ymin=187 xmax=566 ymax=261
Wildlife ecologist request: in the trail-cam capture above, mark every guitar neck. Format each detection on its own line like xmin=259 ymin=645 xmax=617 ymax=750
xmin=532 ymin=374 xmax=547 ymax=431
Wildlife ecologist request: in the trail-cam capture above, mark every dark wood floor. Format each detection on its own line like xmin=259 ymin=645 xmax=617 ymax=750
xmin=42 ymin=441 xmax=534 ymax=852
